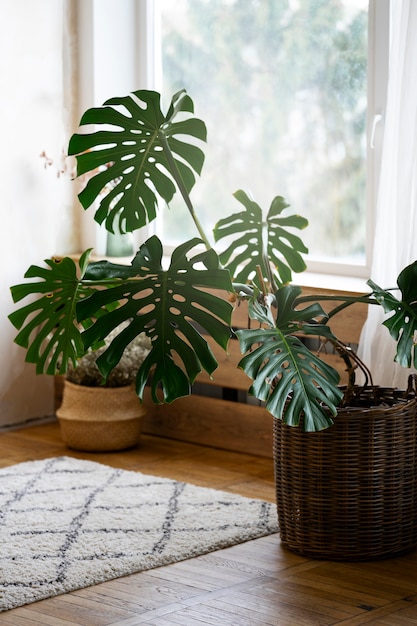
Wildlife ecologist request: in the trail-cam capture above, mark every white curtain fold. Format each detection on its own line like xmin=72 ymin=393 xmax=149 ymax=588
xmin=358 ymin=0 xmax=417 ymax=388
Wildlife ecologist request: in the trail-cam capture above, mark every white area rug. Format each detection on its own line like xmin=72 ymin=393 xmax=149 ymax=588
xmin=0 ymin=456 xmax=278 ymax=612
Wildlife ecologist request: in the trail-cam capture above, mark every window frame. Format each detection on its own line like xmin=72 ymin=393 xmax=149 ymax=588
xmin=79 ymin=0 xmax=390 ymax=284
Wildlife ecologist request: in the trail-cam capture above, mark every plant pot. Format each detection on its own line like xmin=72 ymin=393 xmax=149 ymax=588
xmin=56 ymin=380 xmax=146 ymax=452
xmin=273 ymin=385 xmax=417 ymax=561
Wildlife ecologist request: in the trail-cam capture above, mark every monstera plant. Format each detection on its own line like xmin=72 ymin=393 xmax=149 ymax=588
xmin=9 ymin=89 xmax=417 ymax=432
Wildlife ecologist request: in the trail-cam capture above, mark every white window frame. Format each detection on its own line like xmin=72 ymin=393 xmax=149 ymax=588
xmin=77 ymin=0 xmax=390 ymax=286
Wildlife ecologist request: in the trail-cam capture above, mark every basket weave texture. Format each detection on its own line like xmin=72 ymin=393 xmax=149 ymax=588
xmin=273 ymin=386 xmax=417 ymax=561
xmin=57 ymin=381 xmax=146 ymax=452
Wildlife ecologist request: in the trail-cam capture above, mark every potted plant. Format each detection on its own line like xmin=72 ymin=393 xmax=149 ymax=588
xmin=9 ymin=89 xmax=417 ymax=559
xmin=57 ymin=323 xmax=151 ymax=452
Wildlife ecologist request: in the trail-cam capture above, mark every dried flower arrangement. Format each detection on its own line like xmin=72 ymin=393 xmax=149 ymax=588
xmin=66 ymin=323 xmax=151 ymax=388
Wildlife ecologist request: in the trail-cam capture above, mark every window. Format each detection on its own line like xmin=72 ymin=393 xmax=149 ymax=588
xmin=83 ymin=0 xmax=389 ymax=279
xmin=152 ymin=0 xmax=389 ymax=278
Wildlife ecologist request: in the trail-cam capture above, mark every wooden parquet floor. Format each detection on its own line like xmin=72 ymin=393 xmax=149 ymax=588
xmin=1 ymin=421 xmax=417 ymax=625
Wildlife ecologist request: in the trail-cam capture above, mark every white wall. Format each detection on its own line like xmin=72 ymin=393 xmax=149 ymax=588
xmin=0 ymin=0 xmax=149 ymax=428
xmin=0 ymin=0 xmax=69 ymax=427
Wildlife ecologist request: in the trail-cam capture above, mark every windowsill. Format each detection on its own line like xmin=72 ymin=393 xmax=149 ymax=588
xmin=295 ymin=271 xmax=369 ymax=294
xmin=80 ymin=251 xmax=370 ymax=294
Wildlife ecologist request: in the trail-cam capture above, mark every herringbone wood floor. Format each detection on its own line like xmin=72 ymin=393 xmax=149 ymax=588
xmin=1 ymin=421 xmax=417 ymax=625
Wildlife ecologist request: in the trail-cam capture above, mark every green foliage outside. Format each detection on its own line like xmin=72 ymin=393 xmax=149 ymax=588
xmin=160 ymin=0 xmax=367 ymax=261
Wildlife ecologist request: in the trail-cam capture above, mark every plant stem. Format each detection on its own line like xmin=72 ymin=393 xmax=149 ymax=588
xmin=294 ymin=293 xmax=379 ymax=320
xmin=158 ymin=132 xmax=212 ymax=251
xmin=256 ymin=265 xmax=268 ymax=297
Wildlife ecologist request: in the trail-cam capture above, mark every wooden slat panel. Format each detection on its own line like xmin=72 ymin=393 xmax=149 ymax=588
xmin=193 ymin=285 xmax=367 ymax=389
xmin=209 ymin=286 xmax=368 ymax=341
xmin=298 ymin=286 xmax=367 ymax=344
xmin=143 ymin=390 xmax=273 ymax=458
xmin=196 ymin=338 xmax=250 ymax=390
xmin=197 ymin=330 xmax=360 ymax=390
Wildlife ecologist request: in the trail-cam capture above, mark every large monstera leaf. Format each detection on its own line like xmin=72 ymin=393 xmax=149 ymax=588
xmin=368 ymin=261 xmax=417 ymax=369
xmin=76 ymin=236 xmax=233 ymax=404
xmin=68 ymin=90 xmax=206 ymax=233
xmin=8 ymin=250 xmax=94 ymax=375
xmin=213 ymin=190 xmax=308 ymax=288
xmin=236 ymin=285 xmax=343 ymax=431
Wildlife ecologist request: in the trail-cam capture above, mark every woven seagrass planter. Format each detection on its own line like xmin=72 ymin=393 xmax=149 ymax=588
xmin=57 ymin=380 xmax=146 ymax=452
xmin=273 ymin=385 xmax=417 ymax=561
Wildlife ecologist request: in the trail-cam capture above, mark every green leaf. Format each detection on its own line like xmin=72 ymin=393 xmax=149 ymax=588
xmin=76 ymin=236 xmax=233 ymax=403
xmin=235 ymin=283 xmax=342 ymax=431
xmin=68 ymin=90 xmax=207 ymax=233
xmin=248 ymin=284 xmax=335 ymax=340
xmin=213 ymin=190 xmax=308 ymax=287
xmin=368 ymin=261 xmax=417 ymax=369
xmin=236 ymin=328 xmax=342 ymax=431
xmin=8 ymin=252 xmax=93 ymax=375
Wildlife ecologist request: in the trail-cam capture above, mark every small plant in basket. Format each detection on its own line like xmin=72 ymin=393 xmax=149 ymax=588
xmin=56 ymin=324 xmax=151 ymax=452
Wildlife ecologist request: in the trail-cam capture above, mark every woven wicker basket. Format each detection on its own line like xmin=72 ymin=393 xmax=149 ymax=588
xmin=57 ymin=380 xmax=146 ymax=452
xmin=273 ymin=384 xmax=417 ymax=561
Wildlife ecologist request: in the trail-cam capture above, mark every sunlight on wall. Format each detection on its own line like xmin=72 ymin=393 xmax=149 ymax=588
xmin=0 ymin=0 xmax=72 ymax=427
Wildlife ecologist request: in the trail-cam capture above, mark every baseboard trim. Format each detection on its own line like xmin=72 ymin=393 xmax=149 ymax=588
xmin=0 ymin=414 xmax=56 ymax=433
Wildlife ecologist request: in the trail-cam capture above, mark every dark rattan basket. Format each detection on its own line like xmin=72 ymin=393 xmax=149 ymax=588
xmin=273 ymin=383 xmax=417 ymax=561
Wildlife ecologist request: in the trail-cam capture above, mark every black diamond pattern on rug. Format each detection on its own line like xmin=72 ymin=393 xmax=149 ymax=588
xmin=0 ymin=456 xmax=278 ymax=612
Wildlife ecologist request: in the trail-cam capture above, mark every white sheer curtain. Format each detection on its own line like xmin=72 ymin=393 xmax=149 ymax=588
xmin=358 ymin=0 xmax=417 ymax=388
xmin=0 ymin=0 xmax=78 ymax=427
